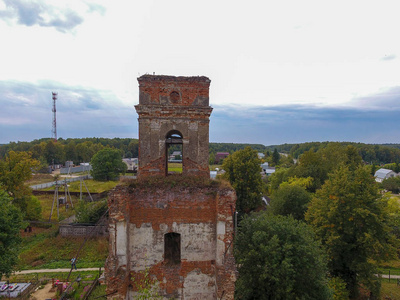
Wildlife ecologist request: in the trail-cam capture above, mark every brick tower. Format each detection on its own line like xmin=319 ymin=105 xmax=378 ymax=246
xmin=135 ymin=75 xmax=212 ymax=177
xmin=105 ymin=75 xmax=236 ymax=299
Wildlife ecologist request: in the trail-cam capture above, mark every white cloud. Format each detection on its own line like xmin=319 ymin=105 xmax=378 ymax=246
xmin=2 ymin=0 xmax=400 ymax=144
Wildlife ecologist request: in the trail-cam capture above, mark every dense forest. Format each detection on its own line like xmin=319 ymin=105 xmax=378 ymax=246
xmin=2 ymin=137 xmax=400 ymax=166
xmin=266 ymin=141 xmax=400 ymax=164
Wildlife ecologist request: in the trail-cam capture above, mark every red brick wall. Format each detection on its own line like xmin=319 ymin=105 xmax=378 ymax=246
xmin=105 ymin=182 xmax=237 ymax=299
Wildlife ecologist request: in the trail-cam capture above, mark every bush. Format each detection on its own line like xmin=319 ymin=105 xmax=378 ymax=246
xmin=75 ymin=199 xmax=108 ymax=224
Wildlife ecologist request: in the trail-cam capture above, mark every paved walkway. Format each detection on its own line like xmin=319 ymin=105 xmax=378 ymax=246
xmin=14 ymin=268 xmax=100 ymax=274
xmin=380 ymin=274 xmax=400 ymax=279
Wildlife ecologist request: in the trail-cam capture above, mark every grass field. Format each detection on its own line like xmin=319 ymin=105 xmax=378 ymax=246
xmin=2 ymin=270 xmax=102 ymax=282
xmin=17 ymin=225 xmax=108 ymax=270
xmin=37 ymin=193 xmax=78 ymax=222
xmin=380 ymin=280 xmax=400 ymax=299
xmin=25 ymin=174 xmax=55 ymax=186
xmin=15 ymin=178 xmax=114 ymax=273
xmin=168 ymin=162 xmax=182 ymax=173
xmin=42 ymin=179 xmax=119 ymax=194
xmin=62 ymin=179 xmax=119 ymax=193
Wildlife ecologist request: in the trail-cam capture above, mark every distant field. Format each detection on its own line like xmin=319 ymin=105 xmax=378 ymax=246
xmin=64 ymin=179 xmax=119 ymax=193
xmin=168 ymin=162 xmax=182 ymax=173
xmin=40 ymin=179 xmax=119 ymax=193
xmin=25 ymin=174 xmax=54 ymax=186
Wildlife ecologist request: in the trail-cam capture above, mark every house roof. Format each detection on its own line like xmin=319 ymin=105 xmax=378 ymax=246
xmin=374 ymin=168 xmax=395 ymax=179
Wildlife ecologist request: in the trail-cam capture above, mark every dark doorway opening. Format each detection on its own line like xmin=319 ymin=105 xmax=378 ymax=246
xmin=164 ymin=232 xmax=181 ymax=265
xmin=165 ymin=130 xmax=183 ymax=176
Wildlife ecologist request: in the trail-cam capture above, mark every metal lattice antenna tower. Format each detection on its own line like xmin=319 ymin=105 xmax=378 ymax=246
xmin=52 ymin=92 xmax=57 ymax=142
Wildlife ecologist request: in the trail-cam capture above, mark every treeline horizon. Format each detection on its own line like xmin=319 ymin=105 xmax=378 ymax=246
xmin=2 ymin=137 xmax=400 ymax=165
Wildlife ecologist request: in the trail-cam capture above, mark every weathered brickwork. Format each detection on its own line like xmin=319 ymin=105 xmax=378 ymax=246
xmin=105 ymin=75 xmax=237 ymax=299
xmin=105 ymin=183 xmax=237 ymax=299
xmin=135 ymin=75 xmax=212 ymax=177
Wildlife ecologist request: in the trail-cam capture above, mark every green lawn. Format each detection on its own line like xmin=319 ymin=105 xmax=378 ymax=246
xmin=2 ymin=270 xmax=101 ymax=283
xmin=17 ymin=179 xmax=113 ymax=272
xmin=380 ymin=280 xmax=400 ymax=299
xmin=378 ymin=259 xmax=400 ymax=276
xmin=37 ymin=194 xmax=77 ymax=222
xmin=168 ymin=162 xmax=182 ymax=174
xmin=17 ymin=226 xmax=108 ymax=270
xmin=44 ymin=179 xmax=119 ymax=194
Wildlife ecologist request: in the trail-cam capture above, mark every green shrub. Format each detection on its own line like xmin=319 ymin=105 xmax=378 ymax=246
xmin=75 ymin=199 xmax=108 ymax=224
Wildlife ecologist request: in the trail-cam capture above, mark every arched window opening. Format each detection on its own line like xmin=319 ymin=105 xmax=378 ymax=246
xmin=164 ymin=232 xmax=181 ymax=265
xmin=165 ymin=130 xmax=183 ymax=175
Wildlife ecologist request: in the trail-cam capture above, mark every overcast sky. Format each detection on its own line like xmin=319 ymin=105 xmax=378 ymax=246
xmin=1 ymin=0 xmax=400 ymax=145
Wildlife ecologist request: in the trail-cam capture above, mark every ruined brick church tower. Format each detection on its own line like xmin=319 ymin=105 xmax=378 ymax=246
xmin=105 ymin=75 xmax=237 ymax=299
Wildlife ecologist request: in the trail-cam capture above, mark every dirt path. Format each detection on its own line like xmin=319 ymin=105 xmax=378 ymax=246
xmin=29 ymin=283 xmax=56 ymax=300
xmin=15 ymin=268 xmax=99 ymax=274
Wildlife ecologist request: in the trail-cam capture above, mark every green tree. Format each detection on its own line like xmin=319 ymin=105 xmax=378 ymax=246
xmin=370 ymin=163 xmax=377 ymax=176
xmin=209 ymin=152 xmax=215 ymax=165
xmin=306 ymin=166 xmax=398 ymax=298
xmin=0 ymin=188 xmax=23 ymax=277
xmin=268 ymin=167 xmax=293 ymax=193
xmin=127 ymin=140 xmax=139 ymax=158
xmin=65 ymin=141 xmax=77 ymax=162
xmin=0 ymin=151 xmax=39 ymax=199
xmin=381 ymin=176 xmax=400 ymax=194
xmin=76 ymin=199 xmax=108 ymax=224
xmin=25 ymin=195 xmax=42 ymax=221
xmin=90 ymin=148 xmax=127 ymax=181
xmin=293 ymin=149 xmax=327 ymax=192
xmin=272 ymin=148 xmax=280 ymax=166
xmin=235 ymin=213 xmax=331 ymax=300
xmin=44 ymin=140 xmax=65 ymax=164
xmin=270 ymin=182 xmax=311 ymax=220
xmin=13 ymin=194 xmax=42 ymax=221
xmin=222 ymin=147 xmax=263 ymax=213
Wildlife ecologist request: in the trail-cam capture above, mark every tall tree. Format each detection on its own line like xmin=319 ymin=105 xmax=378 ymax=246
xmin=0 ymin=188 xmax=23 ymax=277
xmin=0 ymin=151 xmax=39 ymax=199
xmin=270 ymin=182 xmax=311 ymax=220
xmin=306 ymin=166 xmax=398 ymax=298
xmin=44 ymin=140 xmax=65 ymax=164
xmin=222 ymin=147 xmax=263 ymax=213
xmin=293 ymin=149 xmax=327 ymax=192
xmin=272 ymin=148 xmax=280 ymax=166
xmin=91 ymin=148 xmax=127 ymax=181
xmin=235 ymin=213 xmax=331 ymax=300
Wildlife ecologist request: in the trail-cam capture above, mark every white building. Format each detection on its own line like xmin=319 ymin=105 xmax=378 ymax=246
xmin=374 ymin=168 xmax=397 ymax=183
xmin=123 ymin=158 xmax=138 ymax=171
xmin=261 ymin=162 xmax=275 ymax=176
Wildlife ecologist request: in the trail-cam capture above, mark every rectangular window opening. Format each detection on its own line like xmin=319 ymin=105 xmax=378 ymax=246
xmin=167 ymin=144 xmax=183 ymax=175
xmin=164 ymin=232 xmax=181 ymax=265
